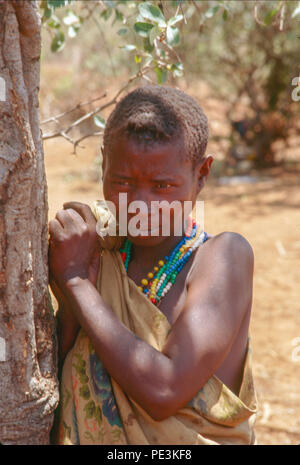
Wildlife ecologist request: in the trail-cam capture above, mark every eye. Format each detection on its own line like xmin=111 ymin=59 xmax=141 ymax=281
xmin=114 ymin=180 xmax=130 ymax=186
xmin=156 ymin=182 xmax=172 ymax=189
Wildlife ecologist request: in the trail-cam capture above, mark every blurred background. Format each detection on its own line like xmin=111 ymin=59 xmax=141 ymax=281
xmin=40 ymin=0 xmax=300 ymax=445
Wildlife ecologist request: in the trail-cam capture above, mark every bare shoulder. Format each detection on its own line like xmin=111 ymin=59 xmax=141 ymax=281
xmin=188 ymin=231 xmax=254 ymax=313
xmin=208 ymin=231 xmax=254 ymax=258
xmin=198 ymin=231 xmax=254 ymax=264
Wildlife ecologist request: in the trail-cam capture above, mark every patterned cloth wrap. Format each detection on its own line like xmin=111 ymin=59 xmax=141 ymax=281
xmin=56 ymin=201 xmax=258 ymax=445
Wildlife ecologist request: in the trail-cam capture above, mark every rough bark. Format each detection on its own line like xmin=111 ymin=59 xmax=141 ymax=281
xmin=0 ymin=1 xmax=58 ymax=444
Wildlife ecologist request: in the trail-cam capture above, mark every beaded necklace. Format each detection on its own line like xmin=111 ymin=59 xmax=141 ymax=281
xmin=120 ymin=218 xmax=209 ymax=306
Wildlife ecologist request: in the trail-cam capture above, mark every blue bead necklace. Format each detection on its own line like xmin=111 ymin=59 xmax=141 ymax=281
xmin=120 ymin=219 xmax=209 ymax=305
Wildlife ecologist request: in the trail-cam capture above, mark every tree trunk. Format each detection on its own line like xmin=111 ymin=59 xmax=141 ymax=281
xmin=0 ymin=0 xmax=58 ymax=444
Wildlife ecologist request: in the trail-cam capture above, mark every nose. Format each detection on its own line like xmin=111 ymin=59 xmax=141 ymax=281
xmin=127 ymin=188 xmax=154 ymax=213
xmin=127 ymin=189 xmax=160 ymax=233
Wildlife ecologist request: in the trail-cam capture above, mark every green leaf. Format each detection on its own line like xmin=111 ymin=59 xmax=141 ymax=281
xmin=264 ymin=8 xmax=280 ymax=26
xmin=222 ymin=9 xmax=228 ymax=21
xmin=134 ymin=22 xmax=154 ymax=38
xmin=149 ymin=25 xmax=160 ymax=46
xmin=100 ymin=8 xmax=112 ymax=21
xmin=94 ymin=115 xmax=106 ymax=129
xmin=48 ymin=0 xmax=67 ymax=8
xmin=117 ymin=27 xmax=128 ymax=36
xmin=63 ymin=10 xmax=79 ymax=25
xmin=114 ymin=9 xmax=124 ymax=23
xmin=170 ymin=62 xmax=184 ymax=77
xmin=51 ymin=31 xmax=65 ymax=52
xmin=166 ymin=26 xmax=180 ymax=47
xmin=68 ymin=25 xmax=79 ymax=38
xmin=47 ymin=14 xmax=60 ymax=28
xmin=44 ymin=7 xmax=53 ymax=20
xmin=204 ymin=6 xmax=220 ymax=19
xmin=154 ymin=66 xmax=168 ymax=85
xmin=168 ymin=14 xmax=183 ymax=27
xmin=48 ymin=0 xmax=73 ymax=8
xmin=138 ymin=2 xmax=166 ymax=27
xmin=143 ymin=37 xmax=154 ymax=53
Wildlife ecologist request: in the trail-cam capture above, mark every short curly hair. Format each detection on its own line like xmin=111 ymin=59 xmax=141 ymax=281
xmin=103 ymin=84 xmax=209 ymax=165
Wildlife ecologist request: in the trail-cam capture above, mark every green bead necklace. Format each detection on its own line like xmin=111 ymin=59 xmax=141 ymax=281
xmin=120 ymin=219 xmax=209 ymax=305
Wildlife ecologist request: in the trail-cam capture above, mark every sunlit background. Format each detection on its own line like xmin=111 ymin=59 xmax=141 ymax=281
xmin=40 ymin=0 xmax=300 ymax=445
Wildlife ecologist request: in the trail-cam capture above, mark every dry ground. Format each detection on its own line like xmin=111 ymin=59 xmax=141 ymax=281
xmin=45 ymin=136 xmax=300 ymax=445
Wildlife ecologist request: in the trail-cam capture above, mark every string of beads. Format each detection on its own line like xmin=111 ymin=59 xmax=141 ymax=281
xmin=119 ymin=217 xmax=209 ymax=306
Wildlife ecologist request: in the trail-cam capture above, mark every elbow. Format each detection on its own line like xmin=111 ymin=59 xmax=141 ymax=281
xmin=150 ymin=410 xmax=173 ymax=422
xmin=149 ymin=405 xmax=179 ymax=422
xmin=146 ymin=393 xmax=180 ymax=422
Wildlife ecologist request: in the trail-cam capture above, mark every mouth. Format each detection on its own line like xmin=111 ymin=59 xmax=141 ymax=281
xmin=138 ymin=227 xmax=160 ymax=235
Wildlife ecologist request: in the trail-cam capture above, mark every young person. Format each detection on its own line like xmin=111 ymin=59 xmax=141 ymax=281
xmin=49 ymin=84 xmax=257 ymax=445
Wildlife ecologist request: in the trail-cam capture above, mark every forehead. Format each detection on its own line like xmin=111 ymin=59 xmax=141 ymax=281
xmin=106 ymin=134 xmax=189 ymax=176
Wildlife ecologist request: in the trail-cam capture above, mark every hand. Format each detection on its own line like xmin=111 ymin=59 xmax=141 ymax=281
xmin=49 ymin=271 xmax=70 ymax=309
xmin=48 ymin=202 xmax=100 ymax=288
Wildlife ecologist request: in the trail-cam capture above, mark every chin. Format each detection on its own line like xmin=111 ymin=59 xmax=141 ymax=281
xmin=127 ymin=233 xmax=168 ymax=247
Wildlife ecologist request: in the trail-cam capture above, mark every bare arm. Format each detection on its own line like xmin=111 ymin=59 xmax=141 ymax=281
xmin=49 ymin=276 xmax=80 ymax=374
xmin=50 ymin=212 xmax=253 ymax=421
xmin=49 ymin=201 xmax=100 ymax=374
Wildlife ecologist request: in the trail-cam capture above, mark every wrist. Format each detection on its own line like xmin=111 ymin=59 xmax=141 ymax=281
xmin=57 ymin=268 xmax=89 ymax=287
xmin=62 ymin=274 xmax=89 ymax=290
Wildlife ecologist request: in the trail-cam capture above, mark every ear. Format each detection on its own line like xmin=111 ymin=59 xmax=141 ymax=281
xmin=101 ymin=145 xmax=106 ymax=179
xmin=196 ymin=155 xmax=214 ymax=191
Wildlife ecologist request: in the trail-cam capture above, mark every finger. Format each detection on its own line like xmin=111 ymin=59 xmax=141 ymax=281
xmin=65 ymin=208 xmax=87 ymax=226
xmin=48 ymin=218 xmax=64 ymax=241
xmin=55 ymin=209 xmax=71 ymax=229
xmin=63 ymin=202 xmax=96 ymax=227
xmin=55 ymin=209 xmax=85 ymax=231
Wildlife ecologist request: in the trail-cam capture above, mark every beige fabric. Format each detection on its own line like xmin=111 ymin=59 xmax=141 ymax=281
xmin=56 ymin=202 xmax=257 ymax=445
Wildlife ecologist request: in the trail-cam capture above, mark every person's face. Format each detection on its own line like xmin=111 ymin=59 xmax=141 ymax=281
xmin=102 ymin=134 xmax=213 ymax=247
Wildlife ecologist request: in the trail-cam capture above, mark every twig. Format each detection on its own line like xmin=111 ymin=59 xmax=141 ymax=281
xmin=191 ymin=0 xmax=202 ymax=14
xmin=179 ymin=0 xmax=187 ymax=25
xmin=163 ymin=41 xmax=182 ymax=66
xmin=254 ymin=1 xmax=265 ymax=27
xmin=42 ymin=102 xmax=109 ymax=139
xmin=41 ymin=67 xmax=152 ymax=153
xmin=92 ymin=14 xmax=118 ymax=79
xmin=83 ymin=0 xmax=101 ymax=22
xmin=174 ymin=1 xmax=181 ymax=17
xmin=41 ymin=93 xmax=107 ymax=125
xmin=279 ymin=2 xmax=286 ymax=31
xmin=73 ymin=131 xmax=104 ymax=153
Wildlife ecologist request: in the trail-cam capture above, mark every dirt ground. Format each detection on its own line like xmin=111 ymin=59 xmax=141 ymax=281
xmin=44 ymin=135 xmax=300 ymax=445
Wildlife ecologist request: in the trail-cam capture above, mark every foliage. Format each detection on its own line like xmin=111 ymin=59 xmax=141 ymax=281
xmin=185 ymin=1 xmax=300 ymax=167
xmin=39 ymin=0 xmax=300 ymax=167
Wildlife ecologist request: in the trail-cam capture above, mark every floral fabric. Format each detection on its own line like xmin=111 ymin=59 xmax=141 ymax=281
xmin=56 ymin=203 xmax=257 ymax=445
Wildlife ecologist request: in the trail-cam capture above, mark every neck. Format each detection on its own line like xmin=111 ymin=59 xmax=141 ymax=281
xmin=130 ymin=234 xmax=185 ymax=268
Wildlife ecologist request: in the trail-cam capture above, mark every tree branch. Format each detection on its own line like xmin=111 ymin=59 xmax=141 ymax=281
xmin=41 ymin=67 xmax=152 ymax=153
